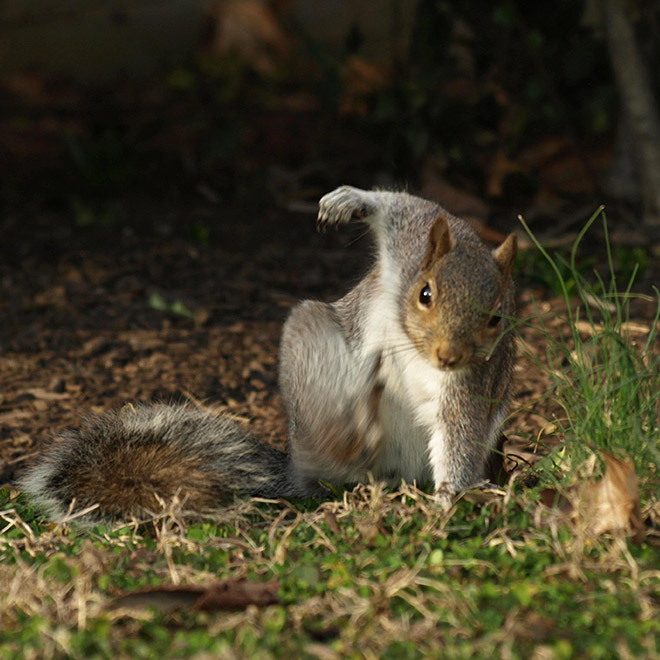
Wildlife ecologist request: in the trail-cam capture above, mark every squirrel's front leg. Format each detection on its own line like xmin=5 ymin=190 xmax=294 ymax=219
xmin=317 ymin=186 xmax=380 ymax=231
xmin=427 ymin=413 xmax=496 ymax=509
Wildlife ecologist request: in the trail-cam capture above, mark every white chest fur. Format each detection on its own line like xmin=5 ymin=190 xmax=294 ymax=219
xmin=359 ymin=275 xmax=455 ymax=486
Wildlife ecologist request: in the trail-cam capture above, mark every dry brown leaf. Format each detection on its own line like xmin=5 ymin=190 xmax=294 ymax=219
xmin=539 ymin=488 xmax=572 ymax=512
xmin=324 ymin=510 xmax=341 ymax=536
xmin=0 ymin=409 xmax=32 ymax=424
xmin=619 ymin=321 xmax=652 ymax=334
xmin=204 ymin=0 xmax=290 ymax=74
xmin=541 ymin=451 xmax=645 ymax=543
xmin=486 ymin=149 xmax=522 ymax=198
xmin=106 ymin=579 xmax=280 ymax=616
xmin=516 ymin=136 xmax=610 ymax=195
xmin=575 ymin=320 xmax=600 ymax=336
xmin=462 ymin=486 xmax=506 ymax=505
xmin=340 ymin=56 xmax=390 ymax=115
xmin=517 ymin=136 xmax=573 ymax=170
xmin=583 ymin=452 xmax=644 ymax=542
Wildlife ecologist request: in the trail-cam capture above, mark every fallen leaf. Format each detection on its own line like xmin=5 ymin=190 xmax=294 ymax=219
xmin=204 ymin=0 xmax=290 ymax=74
xmin=0 ymin=409 xmax=32 ymax=424
xmin=462 ymin=485 xmax=506 ymax=505
xmin=584 ymin=452 xmax=644 ymax=543
xmin=539 ymin=488 xmax=571 ymax=512
xmin=516 ymin=135 xmax=609 ymax=195
xmin=486 ymin=149 xmax=522 ymax=198
xmin=81 ymin=336 xmax=114 ymax=357
xmin=323 ymin=510 xmax=341 ymax=536
xmin=619 ymin=321 xmax=651 ymax=335
xmin=106 ymin=579 xmax=279 ymax=616
xmin=340 ymin=56 xmax=390 ymax=115
xmin=540 ymin=451 xmax=644 ymax=543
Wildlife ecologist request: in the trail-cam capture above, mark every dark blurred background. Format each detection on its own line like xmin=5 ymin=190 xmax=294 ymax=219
xmin=2 ymin=0 xmax=660 ymax=251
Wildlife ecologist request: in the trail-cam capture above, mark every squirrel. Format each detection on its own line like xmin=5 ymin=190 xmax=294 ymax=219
xmin=20 ymin=186 xmax=517 ymax=524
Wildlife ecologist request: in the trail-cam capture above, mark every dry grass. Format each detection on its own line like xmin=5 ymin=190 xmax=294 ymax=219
xmin=2 ymin=478 xmax=659 ymax=659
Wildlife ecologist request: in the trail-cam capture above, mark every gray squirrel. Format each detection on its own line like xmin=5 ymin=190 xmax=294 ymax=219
xmin=20 ymin=186 xmax=517 ymax=523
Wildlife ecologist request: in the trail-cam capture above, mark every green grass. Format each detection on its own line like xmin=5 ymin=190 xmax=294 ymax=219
xmin=2 ymin=213 xmax=660 ymax=659
xmin=1 ymin=483 xmax=659 ymax=660
xmin=518 ymin=209 xmax=660 ymax=491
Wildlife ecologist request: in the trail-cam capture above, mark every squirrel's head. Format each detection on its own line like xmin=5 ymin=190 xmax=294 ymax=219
xmin=403 ymin=214 xmax=517 ymax=371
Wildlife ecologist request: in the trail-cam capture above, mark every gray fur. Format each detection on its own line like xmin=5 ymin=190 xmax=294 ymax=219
xmin=287 ymin=186 xmax=516 ymax=502
xmin=20 ymin=404 xmax=302 ymax=523
xmin=22 ymin=186 xmax=516 ymax=523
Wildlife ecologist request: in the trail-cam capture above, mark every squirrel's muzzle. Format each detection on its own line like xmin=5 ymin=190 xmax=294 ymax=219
xmin=433 ymin=339 xmax=473 ymax=370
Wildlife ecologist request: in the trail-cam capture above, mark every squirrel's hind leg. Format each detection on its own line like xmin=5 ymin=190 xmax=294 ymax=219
xmin=279 ymin=300 xmax=384 ymax=491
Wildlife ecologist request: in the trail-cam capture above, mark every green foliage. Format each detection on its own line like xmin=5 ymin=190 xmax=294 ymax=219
xmin=516 ymin=246 xmax=596 ymax=297
xmin=611 ymin=244 xmax=650 ymax=283
xmin=189 ymin=222 xmax=210 ymax=245
xmin=72 ymin=198 xmax=117 ymax=228
xmin=517 ymin=236 xmax=650 ymax=299
xmin=147 ymin=292 xmax=195 ymax=319
xmin=519 ymin=209 xmax=660 ymax=487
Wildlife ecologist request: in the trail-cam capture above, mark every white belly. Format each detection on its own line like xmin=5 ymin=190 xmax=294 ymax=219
xmin=373 ymin=386 xmax=432 ymax=485
xmin=359 ymin=274 xmax=454 ymax=487
xmin=368 ymin=337 xmax=455 ymax=486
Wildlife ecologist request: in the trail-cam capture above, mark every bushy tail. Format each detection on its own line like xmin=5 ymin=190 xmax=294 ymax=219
xmin=20 ymin=403 xmax=302 ymax=525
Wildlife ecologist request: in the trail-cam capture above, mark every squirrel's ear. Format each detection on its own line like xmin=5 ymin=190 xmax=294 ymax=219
xmin=493 ymin=232 xmax=517 ymax=281
xmin=422 ymin=215 xmax=452 ymax=270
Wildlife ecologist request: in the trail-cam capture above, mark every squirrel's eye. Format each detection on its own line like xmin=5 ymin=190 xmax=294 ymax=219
xmin=488 ymin=306 xmax=503 ymax=328
xmin=419 ymin=283 xmax=433 ymax=307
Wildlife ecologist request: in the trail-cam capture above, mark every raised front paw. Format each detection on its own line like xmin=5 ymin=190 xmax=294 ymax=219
xmin=317 ymin=186 xmax=373 ymax=232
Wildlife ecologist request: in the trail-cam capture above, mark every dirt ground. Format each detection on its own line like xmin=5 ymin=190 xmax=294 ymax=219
xmin=1 ymin=84 xmax=658 ymax=491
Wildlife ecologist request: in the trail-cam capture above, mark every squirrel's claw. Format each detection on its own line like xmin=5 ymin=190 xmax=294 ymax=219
xmin=317 ymin=185 xmax=371 ymax=232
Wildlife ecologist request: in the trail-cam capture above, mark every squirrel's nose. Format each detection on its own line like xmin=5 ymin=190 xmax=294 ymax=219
xmin=435 ymin=341 xmax=469 ymax=369
xmin=436 ymin=351 xmax=462 ymax=369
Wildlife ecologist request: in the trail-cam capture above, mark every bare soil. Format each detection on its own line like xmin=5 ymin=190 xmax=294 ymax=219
xmin=1 ymin=84 xmax=658 ymax=491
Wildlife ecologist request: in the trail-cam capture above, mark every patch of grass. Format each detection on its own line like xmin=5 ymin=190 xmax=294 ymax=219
xmin=2 ymin=481 xmax=660 ymax=659
xmin=518 ymin=209 xmax=660 ymax=492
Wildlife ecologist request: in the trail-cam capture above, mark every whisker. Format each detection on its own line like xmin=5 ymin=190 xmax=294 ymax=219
xmin=384 ymin=344 xmax=425 ymax=361
xmin=358 ymin=338 xmax=419 ymax=354
xmin=382 ymin=345 xmax=421 ymax=358
xmin=345 ymin=227 xmax=371 ymax=247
